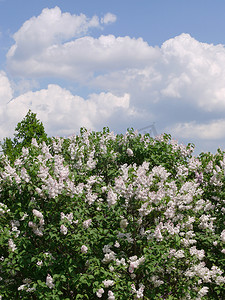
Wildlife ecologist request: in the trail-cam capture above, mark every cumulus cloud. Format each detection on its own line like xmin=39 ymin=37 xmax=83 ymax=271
xmin=7 ymin=6 xmax=100 ymax=61
xmin=0 ymin=82 xmax=135 ymax=139
xmin=6 ymin=6 xmax=225 ymax=153
xmin=168 ymin=120 xmax=225 ymax=140
xmin=101 ymin=13 xmax=117 ymax=25
xmin=0 ymin=71 xmax=12 ymax=103
xmin=7 ymin=34 xmax=158 ymax=80
xmin=8 ymin=11 xmax=225 ymax=114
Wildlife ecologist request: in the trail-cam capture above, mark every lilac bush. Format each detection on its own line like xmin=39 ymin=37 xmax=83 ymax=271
xmin=0 ymin=128 xmax=225 ymax=299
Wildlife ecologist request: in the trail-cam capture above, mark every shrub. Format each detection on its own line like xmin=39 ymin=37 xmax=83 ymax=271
xmin=0 ymin=127 xmax=224 ymax=299
xmin=0 ymin=110 xmax=48 ymax=162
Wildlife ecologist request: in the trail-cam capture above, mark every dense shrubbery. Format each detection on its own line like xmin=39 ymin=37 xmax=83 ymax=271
xmin=0 ymin=114 xmax=225 ymax=299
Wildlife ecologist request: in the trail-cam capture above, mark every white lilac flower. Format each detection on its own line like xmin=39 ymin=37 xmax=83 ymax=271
xmin=60 ymin=224 xmax=68 ymax=235
xmin=215 ymin=276 xmax=225 ymax=285
xmin=108 ymin=290 xmax=115 ymax=300
xmin=39 ymin=218 xmax=44 ymax=226
xmin=86 ymin=191 xmax=98 ymax=205
xmin=221 ymin=230 xmax=225 ymax=243
xmin=81 ymin=245 xmax=88 ymax=253
xmin=33 ymin=227 xmax=44 ymax=237
xmin=103 ymin=280 xmax=114 ymax=287
xmin=103 ymin=244 xmax=111 ymax=253
xmin=0 ymin=203 xmax=10 ymax=216
xmin=96 ymin=288 xmax=104 ymax=298
xmin=131 ymin=283 xmax=145 ymax=299
xmin=114 ymin=241 xmax=120 ymax=248
xmin=102 ymin=251 xmax=116 ymax=264
xmin=153 ymin=226 xmax=163 ymax=241
xmin=18 ymin=284 xmax=26 ymax=291
xmin=198 ymin=214 xmax=215 ymax=231
xmin=60 ymin=212 xmax=73 ymax=224
xmin=46 ymin=274 xmax=54 ymax=289
xmin=126 ymin=148 xmax=134 ymax=156
xmin=8 ymin=239 xmax=17 ymax=252
xmin=83 ymin=219 xmax=92 ymax=229
xmin=32 ymin=209 xmax=43 ymax=219
xmin=107 ymin=188 xmax=117 ymax=206
xmin=190 ymin=246 xmax=205 ymax=260
xmin=21 ymin=167 xmax=30 ymax=182
xmin=28 ymin=221 xmax=44 ymax=236
xmin=11 ymin=220 xmax=20 ymax=227
xmin=116 ymin=258 xmax=126 ymax=266
xmin=26 ymin=287 xmax=36 ymax=292
xmin=128 ymin=256 xmax=145 ymax=273
xmin=31 ymin=138 xmax=38 ymax=147
xmin=188 ymin=157 xmax=201 ymax=171
xmin=37 ymin=260 xmax=43 ymax=266
xmin=11 ymin=226 xmax=20 ymax=238
xmin=174 ymin=250 xmax=185 ymax=259
xmin=136 ymin=283 xmax=145 ymax=299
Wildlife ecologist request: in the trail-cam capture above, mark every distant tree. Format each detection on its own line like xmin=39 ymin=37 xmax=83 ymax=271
xmin=1 ymin=110 xmax=48 ymax=161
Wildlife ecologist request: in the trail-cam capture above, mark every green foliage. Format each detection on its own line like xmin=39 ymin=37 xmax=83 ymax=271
xmin=1 ymin=109 xmax=48 ymax=161
xmin=0 ymin=124 xmax=224 ymax=299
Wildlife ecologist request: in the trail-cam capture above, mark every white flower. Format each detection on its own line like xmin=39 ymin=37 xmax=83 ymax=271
xmin=60 ymin=224 xmax=68 ymax=235
xmin=190 ymin=246 xmax=205 ymax=260
xmin=107 ymin=188 xmax=117 ymax=206
xmin=81 ymin=245 xmax=88 ymax=253
xmin=153 ymin=226 xmax=163 ymax=241
xmin=221 ymin=230 xmax=225 ymax=243
xmin=127 ymin=148 xmax=134 ymax=156
xmin=102 ymin=251 xmax=116 ymax=263
xmin=46 ymin=274 xmax=54 ymax=289
xmin=108 ymin=290 xmax=115 ymax=300
xmin=116 ymin=258 xmax=126 ymax=266
xmin=32 ymin=209 xmax=43 ymax=219
xmin=114 ymin=241 xmax=120 ymax=248
xmin=60 ymin=212 xmax=73 ymax=224
xmin=96 ymin=288 xmax=104 ymax=298
xmin=128 ymin=256 xmax=145 ymax=273
xmin=8 ymin=239 xmax=17 ymax=252
xmin=20 ymin=213 xmax=28 ymax=220
xmin=103 ymin=279 xmax=114 ymax=287
xmin=131 ymin=283 xmax=145 ymax=299
xmin=198 ymin=286 xmax=209 ymax=297
xmin=83 ymin=219 xmax=92 ymax=229
xmin=39 ymin=218 xmax=44 ymax=226
xmin=0 ymin=203 xmax=10 ymax=216
xmin=18 ymin=284 xmax=26 ymax=291
xmin=174 ymin=250 xmax=185 ymax=259
xmin=37 ymin=260 xmax=43 ymax=266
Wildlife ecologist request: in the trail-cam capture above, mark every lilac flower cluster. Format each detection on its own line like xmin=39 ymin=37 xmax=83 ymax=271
xmin=0 ymin=129 xmax=224 ymax=299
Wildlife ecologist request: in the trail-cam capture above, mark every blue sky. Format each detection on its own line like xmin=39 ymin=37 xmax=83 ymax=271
xmin=1 ymin=0 xmax=225 ymax=154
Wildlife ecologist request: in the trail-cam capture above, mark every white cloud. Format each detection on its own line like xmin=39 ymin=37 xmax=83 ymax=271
xmin=168 ymin=120 xmax=225 ymax=140
xmin=6 ymin=7 xmax=225 ymax=153
xmin=8 ymin=17 xmax=225 ymax=114
xmin=101 ymin=13 xmax=117 ymax=25
xmin=2 ymin=84 xmax=134 ymax=138
xmin=7 ymin=33 xmax=159 ymax=80
xmin=0 ymin=71 xmax=12 ymax=104
xmin=7 ymin=6 xmax=100 ymax=61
